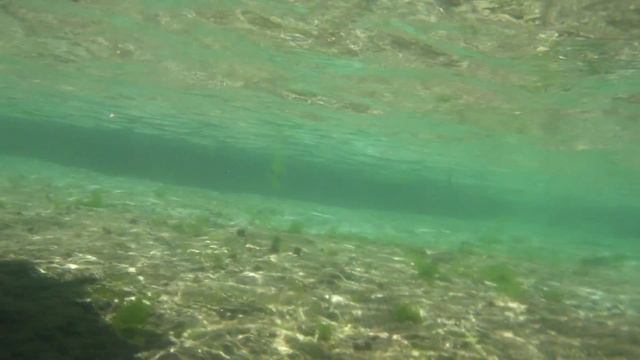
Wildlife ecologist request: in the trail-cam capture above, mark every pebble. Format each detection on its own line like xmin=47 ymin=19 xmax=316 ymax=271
xmin=353 ymin=339 xmax=373 ymax=351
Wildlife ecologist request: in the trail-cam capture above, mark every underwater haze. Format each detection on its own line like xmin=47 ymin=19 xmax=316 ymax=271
xmin=1 ymin=0 xmax=639 ymax=359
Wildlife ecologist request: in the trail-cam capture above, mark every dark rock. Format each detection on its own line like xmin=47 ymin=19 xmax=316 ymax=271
xmin=222 ymin=342 xmax=236 ymax=355
xmin=157 ymin=351 xmax=182 ymax=360
xmin=236 ymin=227 xmax=247 ymax=237
xmin=322 ymin=309 xmax=340 ymax=322
xmin=0 ymin=259 xmax=139 ymax=360
xmin=352 ymin=339 xmax=373 ymax=351
xmin=176 ymin=348 xmax=228 ymax=360
xmin=215 ymin=301 xmax=272 ymax=320
xmin=297 ymin=323 xmax=317 ymax=337
xmin=287 ymin=338 xmax=333 ymax=360
xmin=252 ymin=264 xmax=264 ymax=272
xmin=90 ymin=298 xmax=113 ymax=312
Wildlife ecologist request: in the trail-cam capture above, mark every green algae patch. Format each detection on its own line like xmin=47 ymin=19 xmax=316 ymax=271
xmin=480 ymin=263 xmax=527 ymax=300
xmin=541 ymin=287 xmax=566 ymax=303
xmin=169 ymin=215 xmax=211 ymax=237
xmin=270 ymin=235 xmax=283 ymax=253
xmin=402 ymin=245 xmax=440 ymax=282
xmin=78 ymin=189 xmax=107 ymax=208
xmin=414 ymin=258 xmax=440 ymax=282
xmin=316 ymin=322 xmax=333 ymax=342
xmin=287 ymin=219 xmax=305 ymax=234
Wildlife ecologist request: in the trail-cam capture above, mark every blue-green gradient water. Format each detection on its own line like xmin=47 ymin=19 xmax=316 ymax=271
xmin=1 ymin=1 xmax=639 ymax=359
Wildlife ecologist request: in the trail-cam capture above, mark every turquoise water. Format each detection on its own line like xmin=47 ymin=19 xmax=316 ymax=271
xmin=1 ymin=1 xmax=639 ymax=359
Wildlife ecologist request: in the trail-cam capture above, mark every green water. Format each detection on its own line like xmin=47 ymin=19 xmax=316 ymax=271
xmin=1 ymin=1 xmax=639 ymax=359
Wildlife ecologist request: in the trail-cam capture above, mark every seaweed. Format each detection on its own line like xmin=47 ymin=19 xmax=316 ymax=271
xmin=414 ymin=259 xmax=439 ymax=282
xmin=480 ymin=263 xmax=526 ymax=300
xmin=456 ymin=241 xmax=479 ymax=255
xmin=7 ymin=174 xmax=27 ymax=189
xmin=111 ymin=298 xmax=153 ymax=330
xmin=578 ymin=253 xmax=630 ymax=269
xmin=323 ymin=247 xmax=340 ymax=257
xmin=403 ymin=245 xmax=439 ymax=282
xmin=325 ymin=226 xmax=340 ymax=238
xmin=170 ymin=215 xmax=210 ymax=237
xmin=541 ymin=287 xmax=565 ymax=303
xmin=287 ymin=220 xmax=305 ymax=234
xmin=478 ymin=234 xmax=503 ymax=247
xmin=316 ymin=322 xmax=332 ymax=342
xmin=270 ymin=235 xmax=282 ymax=253
xmin=78 ymin=190 xmax=106 ymax=208
xmin=152 ymin=187 xmax=169 ymax=199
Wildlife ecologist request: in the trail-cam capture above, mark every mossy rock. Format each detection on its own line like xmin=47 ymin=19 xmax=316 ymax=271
xmin=109 ymin=298 xmax=172 ymax=350
xmin=392 ymin=303 xmax=422 ymax=324
xmin=111 ymin=299 xmax=153 ymax=330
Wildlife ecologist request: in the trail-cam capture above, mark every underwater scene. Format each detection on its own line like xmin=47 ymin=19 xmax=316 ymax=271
xmin=1 ymin=0 xmax=639 ymax=359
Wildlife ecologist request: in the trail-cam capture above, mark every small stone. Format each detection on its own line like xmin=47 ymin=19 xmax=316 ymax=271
xmin=222 ymin=342 xmax=235 ymax=355
xmin=288 ymin=339 xmax=333 ymax=359
xmin=252 ymin=264 xmax=264 ymax=272
xmin=237 ymin=271 xmax=262 ymax=286
xmin=91 ymin=298 xmax=113 ymax=312
xmin=293 ymin=247 xmax=303 ymax=256
xmin=157 ymin=351 xmax=182 ymax=360
xmin=236 ymin=227 xmax=247 ymax=237
xmin=353 ymin=339 xmax=373 ymax=351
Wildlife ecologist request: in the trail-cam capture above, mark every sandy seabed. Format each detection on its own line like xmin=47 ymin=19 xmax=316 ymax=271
xmin=1 ymin=156 xmax=639 ymax=360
